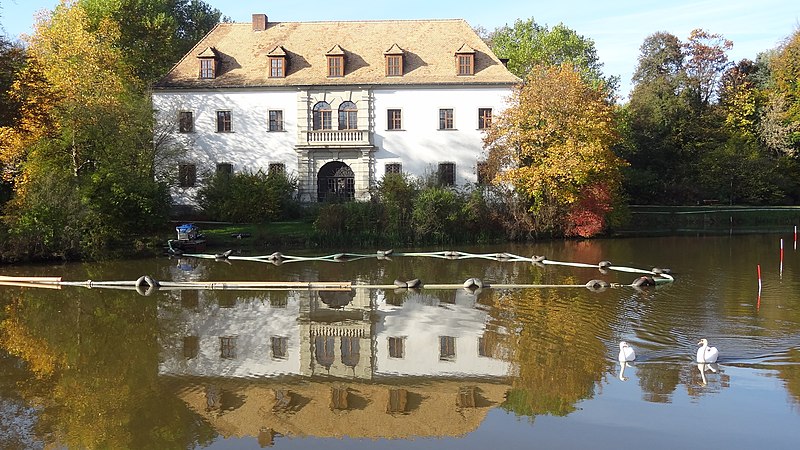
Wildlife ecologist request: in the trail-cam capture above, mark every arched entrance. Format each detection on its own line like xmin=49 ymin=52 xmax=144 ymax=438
xmin=317 ymin=161 xmax=355 ymax=202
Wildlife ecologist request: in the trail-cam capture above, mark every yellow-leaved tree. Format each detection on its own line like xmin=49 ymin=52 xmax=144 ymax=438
xmin=483 ymin=63 xmax=626 ymax=237
xmin=1 ymin=0 xmax=170 ymax=261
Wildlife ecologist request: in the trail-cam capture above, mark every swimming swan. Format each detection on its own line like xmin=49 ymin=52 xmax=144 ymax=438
xmin=697 ymin=362 xmax=719 ymax=385
xmin=618 ymin=341 xmax=636 ymax=362
xmin=696 ymin=338 xmax=719 ymax=363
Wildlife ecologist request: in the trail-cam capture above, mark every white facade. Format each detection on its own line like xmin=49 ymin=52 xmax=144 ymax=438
xmin=153 ymin=85 xmax=511 ymax=206
xmin=158 ymin=292 xmax=303 ymax=378
xmin=374 ymin=291 xmax=511 ymax=377
xmin=157 ymin=287 xmax=511 ymax=380
xmin=152 ymin=18 xmax=519 ymax=208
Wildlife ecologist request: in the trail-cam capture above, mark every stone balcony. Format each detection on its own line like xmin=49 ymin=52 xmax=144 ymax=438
xmin=299 ymin=129 xmax=372 ymax=148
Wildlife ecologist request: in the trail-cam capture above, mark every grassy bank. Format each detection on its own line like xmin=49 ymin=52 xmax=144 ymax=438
xmin=172 ymin=221 xmax=316 ymax=252
xmin=618 ymin=206 xmax=800 ymax=233
xmin=164 ymin=206 xmax=800 ymax=255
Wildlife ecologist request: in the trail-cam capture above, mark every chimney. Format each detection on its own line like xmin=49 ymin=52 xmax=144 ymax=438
xmin=252 ymin=14 xmax=267 ymax=32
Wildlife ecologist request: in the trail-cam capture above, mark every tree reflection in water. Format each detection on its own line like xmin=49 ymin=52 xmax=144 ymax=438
xmin=483 ymin=285 xmax=614 ymax=418
xmin=3 ymin=235 xmax=800 ymax=447
xmin=0 ymin=287 xmax=216 ymax=449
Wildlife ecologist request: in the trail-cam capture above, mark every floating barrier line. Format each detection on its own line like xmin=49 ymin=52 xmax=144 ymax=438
xmin=2 ymin=249 xmax=674 ymax=295
xmin=176 ymin=249 xmax=674 ymax=280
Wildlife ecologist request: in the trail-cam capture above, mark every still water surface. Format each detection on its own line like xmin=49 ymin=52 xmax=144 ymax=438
xmin=1 ymin=234 xmax=799 ymax=449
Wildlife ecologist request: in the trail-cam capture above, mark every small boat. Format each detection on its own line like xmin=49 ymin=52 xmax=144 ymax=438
xmin=168 ymin=223 xmax=206 ymax=253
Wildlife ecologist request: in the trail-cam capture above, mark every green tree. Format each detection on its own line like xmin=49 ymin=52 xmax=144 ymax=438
xmin=767 ymin=29 xmax=800 ymax=153
xmin=683 ymin=29 xmax=733 ymax=105
xmin=489 ymin=18 xmax=618 ymax=95
xmin=483 ymin=63 xmax=625 ymax=236
xmin=79 ymin=0 xmax=224 ymax=83
xmin=0 ymin=33 xmax=25 ymax=206
xmin=623 ymin=30 xmax=733 ymax=204
xmin=0 ymin=0 xmax=170 ymax=260
xmin=0 ymin=35 xmax=25 ymax=128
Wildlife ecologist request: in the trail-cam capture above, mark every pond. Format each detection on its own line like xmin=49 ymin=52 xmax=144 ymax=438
xmin=1 ymin=233 xmax=799 ymax=449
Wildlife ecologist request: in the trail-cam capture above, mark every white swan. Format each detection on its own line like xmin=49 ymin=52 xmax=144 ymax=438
xmin=696 ymin=338 xmax=719 ymax=363
xmin=697 ymin=363 xmax=719 ymax=385
xmin=618 ymin=341 xmax=636 ymax=362
xmin=619 ymin=361 xmax=630 ymax=381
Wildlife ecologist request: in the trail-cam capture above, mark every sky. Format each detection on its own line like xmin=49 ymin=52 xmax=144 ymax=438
xmin=1 ymin=0 xmax=798 ymax=99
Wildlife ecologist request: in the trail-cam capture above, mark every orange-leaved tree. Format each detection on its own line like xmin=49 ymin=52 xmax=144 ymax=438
xmin=483 ymin=63 xmax=626 ymax=237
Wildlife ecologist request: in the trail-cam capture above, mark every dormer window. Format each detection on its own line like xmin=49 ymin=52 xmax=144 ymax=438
xmin=197 ymin=47 xmax=218 ymax=79
xmin=268 ymin=46 xmax=287 ymax=78
xmin=455 ymin=44 xmax=475 ymax=76
xmin=384 ymin=44 xmax=404 ymax=77
xmin=326 ymin=45 xmax=345 ymax=77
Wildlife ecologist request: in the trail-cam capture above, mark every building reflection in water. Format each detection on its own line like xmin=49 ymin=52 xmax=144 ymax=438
xmin=157 ymin=283 xmax=512 ymax=441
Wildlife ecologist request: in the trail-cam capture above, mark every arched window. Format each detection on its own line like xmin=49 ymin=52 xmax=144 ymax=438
xmin=315 ymin=336 xmax=335 ymax=368
xmin=338 ymin=101 xmax=357 ymax=130
xmin=341 ymin=336 xmax=360 ymax=368
xmin=313 ymin=101 xmax=332 ymax=130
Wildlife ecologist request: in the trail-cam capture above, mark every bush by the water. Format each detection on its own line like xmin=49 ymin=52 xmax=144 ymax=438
xmin=197 ymin=170 xmax=299 ymax=222
xmin=312 ymin=174 xmax=506 ymax=246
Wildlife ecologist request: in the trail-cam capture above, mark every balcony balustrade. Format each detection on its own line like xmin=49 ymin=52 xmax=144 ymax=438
xmin=301 ymin=129 xmax=371 ymax=147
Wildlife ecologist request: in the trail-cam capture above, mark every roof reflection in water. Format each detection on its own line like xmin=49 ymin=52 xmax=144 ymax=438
xmin=158 ymin=284 xmax=512 ymax=440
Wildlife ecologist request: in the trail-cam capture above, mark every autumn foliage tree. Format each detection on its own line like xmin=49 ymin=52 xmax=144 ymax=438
xmin=0 ymin=0 xmax=170 ymax=260
xmin=483 ymin=63 xmax=626 ymax=237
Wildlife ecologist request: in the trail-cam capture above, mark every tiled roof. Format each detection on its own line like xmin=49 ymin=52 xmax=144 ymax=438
xmin=196 ymin=47 xmax=218 ymax=58
xmin=155 ymin=19 xmax=520 ymax=88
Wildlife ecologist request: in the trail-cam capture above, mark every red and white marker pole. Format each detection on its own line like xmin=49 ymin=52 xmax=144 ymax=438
xmin=757 ymin=264 xmax=762 ymax=310
xmin=780 ymin=238 xmax=784 ymax=279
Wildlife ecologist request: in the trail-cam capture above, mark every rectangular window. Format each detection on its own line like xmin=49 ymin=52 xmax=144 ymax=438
xmin=180 ymin=289 xmax=199 ymax=309
xmin=178 ymin=111 xmax=193 ymax=133
xmin=327 ymin=56 xmax=343 ymax=77
xmin=477 ymin=161 xmax=489 ymax=185
xmin=439 ymin=336 xmax=456 ymax=361
xmin=388 ymin=337 xmax=404 ymax=359
xmin=268 ymin=110 xmax=284 ymax=131
xmin=385 ymin=162 xmax=402 ymax=174
xmin=216 ymin=162 xmax=232 ymax=176
xmin=387 ymin=109 xmax=402 ymax=130
xmin=200 ymin=58 xmax=215 ymax=78
xmin=271 ymin=336 xmax=288 ymax=359
xmin=386 ymin=55 xmax=402 ymax=76
xmin=216 ymin=110 xmax=232 ymax=132
xmin=438 ymin=162 xmax=455 ymax=186
xmin=439 ymin=108 xmax=454 ymax=130
xmin=183 ymin=336 xmax=199 ymax=359
xmin=478 ymin=108 xmax=492 ymax=129
xmin=478 ymin=336 xmax=494 ymax=358
xmin=457 ymin=54 xmax=474 ymax=75
xmin=178 ymin=163 xmax=196 ymax=187
xmin=387 ymin=388 xmax=408 ymax=414
xmin=268 ymin=163 xmax=285 ymax=175
xmin=331 ymin=387 xmax=348 ymax=410
xmin=220 ymin=336 xmax=237 ymax=359
xmin=270 ymin=57 xmax=284 ymax=78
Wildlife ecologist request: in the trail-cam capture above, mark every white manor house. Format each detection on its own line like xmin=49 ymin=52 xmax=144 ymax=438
xmin=152 ymin=13 xmax=519 ymax=207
